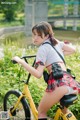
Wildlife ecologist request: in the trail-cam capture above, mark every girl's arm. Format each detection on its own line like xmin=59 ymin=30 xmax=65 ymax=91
xmin=62 ymin=43 xmax=76 ymax=55
xmin=12 ymin=56 xmax=45 ymax=79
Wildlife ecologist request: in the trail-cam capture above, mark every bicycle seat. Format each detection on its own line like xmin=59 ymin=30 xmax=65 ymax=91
xmin=60 ymin=94 xmax=78 ymax=107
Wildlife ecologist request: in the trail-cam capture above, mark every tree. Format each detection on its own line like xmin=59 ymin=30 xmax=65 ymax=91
xmin=0 ymin=0 xmax=24 ymax=22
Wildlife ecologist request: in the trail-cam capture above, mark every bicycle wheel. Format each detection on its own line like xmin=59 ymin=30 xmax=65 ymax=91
xmin=3 ymin=90 xmax=31 ymax=120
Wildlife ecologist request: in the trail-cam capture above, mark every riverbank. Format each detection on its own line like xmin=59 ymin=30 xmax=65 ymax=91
xmin=0 ymin=30 xmax=80 ymax=45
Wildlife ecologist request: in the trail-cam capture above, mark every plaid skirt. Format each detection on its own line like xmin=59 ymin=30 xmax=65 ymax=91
xmin=46 ymin=71 xmax=80 ymax=93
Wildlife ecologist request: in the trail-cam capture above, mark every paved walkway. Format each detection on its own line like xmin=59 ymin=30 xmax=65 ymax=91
xmin=0 ymin=26 xmax=24 ymax=38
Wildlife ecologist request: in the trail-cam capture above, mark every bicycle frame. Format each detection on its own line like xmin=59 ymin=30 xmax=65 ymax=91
xmin=22 ymin=84 xmax=38 ymax=120
xmin=8 ymin=55 xmax=77 ymax=120
xmin=54 ymin=108 xmax=77 ymax=120
xmin=9 ymin=83 xmax=77 ymax=120
xmin=11 ymin=55 xmax=38 ymax=120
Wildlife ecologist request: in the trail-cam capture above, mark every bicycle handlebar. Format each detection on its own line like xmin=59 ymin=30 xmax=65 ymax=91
xmin=11 ymin=55 xmax=36 ymax=84
xmin=21 ymin=55 xmax=36 ymax=59
xmin=11 ymin=55 xmax=36 ymax=64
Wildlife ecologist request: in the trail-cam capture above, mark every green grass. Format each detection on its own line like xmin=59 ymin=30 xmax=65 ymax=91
xmin=0 ymin=30 xmax=80 ymax=47
xmin=0 ymin=12 xmax=80 ymax=31
xmin=0 ymin=20 xmax=24 ymax=27
xmin=0 ymin=31 xmax=80 ymax=118
xmin=0 ymin=13 xmax=4 ymax=18
xmin=0 ymin=43 xmax=80 ymax=119
xmin=0 ymin=13 xmax=24 ymax=27
xmin=54 ymin=30 xmax=80 ymax=44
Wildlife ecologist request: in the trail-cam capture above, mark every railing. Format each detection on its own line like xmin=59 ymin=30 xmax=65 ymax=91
xmin=48 ymin=16 xmax=80 ymax=22
xmin=0 ymin=15 xmax=80 ymax=37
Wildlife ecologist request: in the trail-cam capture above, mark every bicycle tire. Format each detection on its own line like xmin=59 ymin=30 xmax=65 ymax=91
xmin=3 ymin=90 xmax=31 ymax=120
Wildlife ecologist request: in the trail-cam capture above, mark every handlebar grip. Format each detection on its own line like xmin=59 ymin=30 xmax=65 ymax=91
xmin=11 ymin=60 xmax=17 ymax=64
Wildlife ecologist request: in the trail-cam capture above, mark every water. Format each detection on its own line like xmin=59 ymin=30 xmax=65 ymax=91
xmin=0 ymin=30 xmax=80 ymax=47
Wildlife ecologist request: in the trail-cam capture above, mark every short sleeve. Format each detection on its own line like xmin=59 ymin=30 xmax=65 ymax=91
xmin=36 ymin=45 xmax=48 ymax=65
xmin=59 ymin=41 xmax=64 ymax=48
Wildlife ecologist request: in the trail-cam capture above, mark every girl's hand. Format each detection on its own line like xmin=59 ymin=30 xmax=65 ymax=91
xmin=12 ymin=56 xmax=22 ymax=64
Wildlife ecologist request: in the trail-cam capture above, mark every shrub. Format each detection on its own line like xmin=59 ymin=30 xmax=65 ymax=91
xmin=0 ymin=43 xmax=80 ymax=119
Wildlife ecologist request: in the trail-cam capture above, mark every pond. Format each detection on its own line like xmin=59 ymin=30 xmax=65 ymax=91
xmin=0 ymin=32 xmax=33 ymax=48
xmin=0 ymin=30 xmax=80 ymax=47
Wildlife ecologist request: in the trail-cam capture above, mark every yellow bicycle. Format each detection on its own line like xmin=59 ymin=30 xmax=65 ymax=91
xmin=3 ymin=55 xmax=78 ymax=120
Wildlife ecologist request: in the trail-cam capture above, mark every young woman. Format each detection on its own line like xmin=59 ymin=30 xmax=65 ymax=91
xmin=12 ymin=21 xmax=79 ymax=120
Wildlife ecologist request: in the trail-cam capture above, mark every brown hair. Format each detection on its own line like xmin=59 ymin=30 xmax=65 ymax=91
xmin=32 ymin=21 xmax=58 ymax=46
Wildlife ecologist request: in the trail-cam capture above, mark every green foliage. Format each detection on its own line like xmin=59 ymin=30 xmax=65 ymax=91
xmin=48 ymin=0 xmax=80 ymax=16
xmin=0 ymin=43 xmax=35 ymax=105
xmin=69 ymin=95 xmax=80 ymax=119
xmin=0 ymin=0 xmax=24 ymax=22
xmin=29 ymin=77 xmax=46 ymax=107
xmin=47 ymin=104 xmax=58 ymax=118
xmin=0 ymin=40 xmax=80 ymax=119
xmin=48 ymin=1 xmax=64 ymax=16
xmin=65 ymin=49 xmax=80 ymax=80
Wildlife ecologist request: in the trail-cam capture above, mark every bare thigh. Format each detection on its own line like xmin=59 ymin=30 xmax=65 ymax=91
xmin=38 ymin=86 xmax=68 ymax=116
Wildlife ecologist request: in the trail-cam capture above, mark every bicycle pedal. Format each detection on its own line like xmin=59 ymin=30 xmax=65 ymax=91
xmin=64 ymin=111 xmax=77 ymax=120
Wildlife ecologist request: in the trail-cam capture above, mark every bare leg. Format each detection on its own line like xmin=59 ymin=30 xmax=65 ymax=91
xmin=61 ymin=107 xmax=68 ymax=114
xmin=38 ymin=86 xmax=69 ymax=118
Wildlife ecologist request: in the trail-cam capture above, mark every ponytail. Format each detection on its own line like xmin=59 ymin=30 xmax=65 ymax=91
xmin=49 ymin=35 xmax=58 ymax=46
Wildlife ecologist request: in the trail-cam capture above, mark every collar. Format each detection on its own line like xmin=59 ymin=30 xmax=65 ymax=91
xmin=42 ymin=39 xmax=51 ymax=45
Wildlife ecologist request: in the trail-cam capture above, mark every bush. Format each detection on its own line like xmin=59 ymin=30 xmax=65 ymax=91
xmin=0 ymin=43 xmax=80 ymax=119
